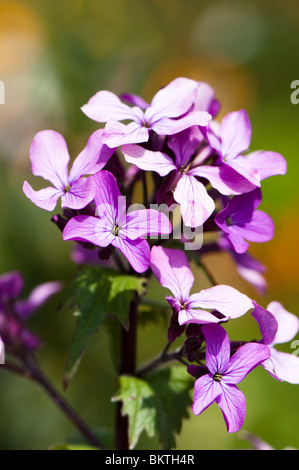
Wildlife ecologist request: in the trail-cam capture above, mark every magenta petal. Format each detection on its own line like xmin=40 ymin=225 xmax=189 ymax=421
xmin=202 ymin=324 xmax=231 ymax=375
xmin=188 ymin=285 xmax=253 ymax=319
xmin=246 ymin=151 xmax=287 ymax=180
xmin=251 ymin=302 xmax=278 ymax=346
xmin=150 ymin=246 xmax=194 ymax=301
xmin=63 ymin=215 xmax=114 ymax=247
xmin=61 ymin=176 xmax=96 ymax=210
xmin=192 ymin=374 xmax=222 ymax=416
xmin=23 ymin=181 xmax=63 ymax=211
xmin=112 ymin=237 xmax=150 ymax=273
xmin=29 ymin=130 xmax=70 ymax=188
xmin=220 ymin=110 xmax=252 ymax=159
xmin=216 ymin=383 xmax=246 ymax=433
xmin=123 ymin=209 xmax=172 ymax=240
xmin=16 ymin=281 xmax=63 ymax=319
xmin=93 ymin=171 xmax=125 ymax=226
xmin=235 ymin=210 xmax=274 ymax=244
xmin=178 ymin=308 xmax=222 ymax=326
xmin=167 ymin=126 xmax=204 ymax=168
xmin=0 ymin=271 xmax=24 ymax=301
xmin=224 ymin=342 xmax=270 ymax=384
xmin=173 ymin=175 xmax=215 ymax=227
xmin=69 ymin=129 xmax=115 ymax=182
xmin=81 ymin=90 xmax=143 ymax=122
xmin=103 ymin=120 xmax=149 ymax=147
xmin=146 ymin=77 xmax=199 ymax=120
xmin=121 ymin=144 xmax=176 ymax=176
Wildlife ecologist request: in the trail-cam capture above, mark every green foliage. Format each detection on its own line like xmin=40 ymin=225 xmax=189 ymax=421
xmin=112 ymin=365 xmax=194 ymax=449
xmin=49 ymin=443 xmax=98 ymax=450
xmin=63 ymin=265 xmax=146 ymax=387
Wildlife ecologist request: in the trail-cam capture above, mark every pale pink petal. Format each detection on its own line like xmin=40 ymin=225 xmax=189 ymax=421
xmin=216 ymin=383 xmax=246 ymax=433
xmin=69 ymin=129 xmax=115 ymax=182
xmin=150 ymin=246 xmax=194 ymax=301
xmin=188 ymin=285 xmax=253 ymax=319
xmin=167 ymin=126 xmax=204 ymax=168
xmin=61 ymin=176 xmax=96 ymax=210
xmin=246 ymin=151 xmax=287 ymax=181
xmin=93 ymin=171 xmax=125 ymax=227
xmin=23 ymin=181 xmax=63 ymax=211
xmin=121 ymin=144 xmax=176 ymax=176
xmin=151 ymin=111 xmax=211 ymax=136
xmin=29 ymin=130 xmax=70 ymax=188
xmin=16 ymin=281 xmax=63 ymax=319
xmin=81 ymin=90 xmax=143 ymax=122
xmin=267 ymin=301 xmax=299 ymax=345
xmin=192 ymin=374 xmax=222 ymax=416
xmin=112 ymin=237 xmax=150 ymax=273
xmin=173 ymin=175 xmax=215 ymax=227
xmin=103 ymin=120 xmax=149 ymax=148
xmin=267 ymin=349 xmax=299 ymax=384
xmin=145 ymin=77 xmax=199 ymax=121
xmin=63 ymin=215 xmax=114 ymax=247
xmin=178 ymin=308 xmax=222 ymax=326
xmin=220 ymin=110 xmax=251 ymax=159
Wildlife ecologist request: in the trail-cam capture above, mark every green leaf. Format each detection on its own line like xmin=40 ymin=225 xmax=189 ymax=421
xmin=112 ymin=365 xmax=193 ymax=449
xmin=63 ymin=265 xmax=146 ymax=387
xmin=49 ymin=443 xmax=98 ymax=450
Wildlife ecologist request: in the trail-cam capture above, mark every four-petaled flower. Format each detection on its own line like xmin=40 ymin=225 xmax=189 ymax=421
xmin=63 ymin=171 xmax=172 ymax=273
xmin=23 ymin=129 xmax=115 ymax=211
xmin=192 ymin=323 xmax=270 ymax=433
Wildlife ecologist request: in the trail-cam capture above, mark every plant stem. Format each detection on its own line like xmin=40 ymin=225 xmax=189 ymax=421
xmin=136 ymin=343 xmax=188 ymax=377
xmin=115 ymin=296 xmax=139 ymax=450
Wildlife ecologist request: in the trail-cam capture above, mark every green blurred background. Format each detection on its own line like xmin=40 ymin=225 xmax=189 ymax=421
xmin=0 ymin=0 xmax=299 ymax=450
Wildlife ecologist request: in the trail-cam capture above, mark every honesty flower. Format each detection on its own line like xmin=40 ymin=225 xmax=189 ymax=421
xmin=63 ymin=171 xmax=172 ymax=273
xmin=252 ymin=301 xmax=299 ymax=383
xmin=81 ymin=77 xmax=211 ymax=148
xmin=0 ymin=271 xmax=62 ymax=351
xmin=215 ymin=188 xmax=274 ymax=254
xmin=150 ymin=246 xmax=253 ymax=325
xmin=192 ymin=324 xmax=270 ymax=433
xmin=207 ymin=109 xmax=287 ymax=185
xmin=122 ymin=126 xmax=257 ymax=227
xmin=23 ymin=129 xmax=115 ymax=211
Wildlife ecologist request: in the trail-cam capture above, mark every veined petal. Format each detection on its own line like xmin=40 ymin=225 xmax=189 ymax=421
xmin=29 ymin=130 xmax=70 ymax=188
xmin=251 ymin=301 xmax=278 ymax=346
xmin=150 ymin=246 xmax=194 ymax=301
xmin=202 ymin=324 xmax=231 ymax=375
xmin=236 ymin=210 xmax=274 ymax=243
xmin=69 ymin=129 xmax=115 ymax=182
xmin=16 ymin=281 xmax=63 ymax=319
xmin=23 ymin=181 xmax=63 ymax=211
xmin=103 ymin=120 xmax=149 ymax=148
xmin=192 ymin=374 xmax=222 ymax=416
xmin=146 ymin=77 xmax=199 ymax=121
xmin=121 ymin=144 xmax=176 ymax=176
xmin=216 ymin=383 xmax=246 ymax=433
xmin=189 ymin=164 xmax=258 ymax=195
xmin=188 ymin=285 xmax=253 ymax=319
xmin=246 ymin=151 xmax=287 ymax=181
xmin=81 ymin=90 xmax=143 ymax=122
xmin=151 ymin=111 xmax=211 ymax=136
xmin=167 ymin=126 xmax=204 ymax=168
xmin=178 ymin=308 xmax=222 ymax=326
xmin=173 ymin=175 xmax=215 ymax=227
xmin=61 ymin=176 xmax=96 ymax=210
xmin=267 ymin=349 xmax=299 ymax=384
xmin=123 ymin=209 xmax=172 ymax=239
xmin=223 ymin=342 xmax=270 ymax=384
xmin=112 ymin=237 xmax=150 ymax=273
xmin=93 ymin=171 xmax=125 ymax=227
xmin=267 ymin=301 xmax=299 ymax=345
xmin=220 ymin=110 xmax=252 ymax=159
xmin=63 ymin=215 xmax=114 ymax=247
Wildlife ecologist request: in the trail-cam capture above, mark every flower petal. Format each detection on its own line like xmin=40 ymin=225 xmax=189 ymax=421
xmin=216 ymin=383 xmax=246 ymax=433
xmin=112 ymin=237 xmax=150 ymax=273
xmin=246 ymin=151 xmax=287 ymax=181
xmin=151 ymin=111 xmax=211 ymax=136
xmin=23 ymin=181 xmax=63 ymax=211
xmin=103 ymin=120 xmax=149 ymax=148
xmin=61 ymin=176 xmax=96 ymax=210
xmin=81 ymin=90 xmax=143 ymax=122
xmin=178 ymin=308 xmax=222 ymax=326
xmin=251 ymin=301 xmax=278 ymax=345
xmin=173 ymin=174 xmax=215 ymax=227
xmin=192 ymin=373 xmax=222 ymax=416
xmin=16 ymin=281 xmax=63 ymax=319
xmin=0 ymin=271 xmax=24 ymax=301
xmin=266 ymin=349 xmax=299 ymax=384
xmin=224 ymin=342 xmax=270 ymax=384
xmin=123 ymin=209 xmax=172 ymax=240
xmin=267 ymin=301 xmax=299 ymax=345
xmin=63 ymin=215 xmax=114 ymax=247
xmin=220 ymin=110 xmax=251 ymax=159
xmin=121 ymin=144 xmax=176 ymax=176
xmin=150 ymin=246 xmax=194 ymax=301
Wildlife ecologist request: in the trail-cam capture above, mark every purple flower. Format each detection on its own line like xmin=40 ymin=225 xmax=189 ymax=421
xmin=150 ymin=246 xmax=253 ymax=325
xmin=0 ymin=271 xmax=62 ymax=352
xmin=215 ymin=188 xmax=274 ymax=254
xmin=192 ymin=324 xmax=270 ymax=433
xmin=207 ymin=109 xmax=287 ymax=185
xmin=63 ymin=171 xmax=172 ymax=273
xmin=252 ymin=301 xmax=299 ymax=383
xmin=122 ymin=126 xmax=257 ymax=227
xmin=23 ymin=129 xmax=115 ymax=211
xmin=81 ymin=77 xmax=211 ymax=148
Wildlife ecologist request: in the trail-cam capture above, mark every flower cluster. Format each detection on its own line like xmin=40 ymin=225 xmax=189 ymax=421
xmin=22 ymin=76 xmax=298 ymax=434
